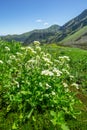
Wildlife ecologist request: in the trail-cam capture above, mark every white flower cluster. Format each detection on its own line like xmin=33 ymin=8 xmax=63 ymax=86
xmin=21 ymin=46 xmax=36 ymax=55
xmin=51 ymin=91 xmax=56 ymax=95
xmin=41 ymin=70 xmax=54 ymax=76
xmin=16 ymin=52 xmax=23 ymax=57
xmin=26 ymin=46 xmax=36 ymax=54
xmin=71 ymin=83 xmax=79 ymax=89
xmin=0 ymin=60 xmax=3 ymax=64
xmin=35 ymin=46 xmax=41 ymax=52
xmin=21 ymin=47 xmax=26 ymax=50
xmin=63 ymin=82 xmax=68 ymax=88
xmin=41 ymin=68 xmax=62 ymax=77
xmin=27 ymin=59 xmax=36 ymax=64
xmin=42 ymin=57 xmax=52 ymax=65
xmin=46 ymin=83 xmax=51 ymax=89
xmin=59 ymin=56 xmax=70 ymax=61
xmin=34 ymin=41 xmax=40 ymax=46
xmin=10 ymin=55 xmax=16 ymax=60
xmin=5 ymin=46 xmax=10 ymax=51
xmin=53 ymin=67 xmax=62 ymax=77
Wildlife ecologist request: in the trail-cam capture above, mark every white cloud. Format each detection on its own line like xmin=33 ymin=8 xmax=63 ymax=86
xmin=36 ymin=19 xmax=42 ymax=23
xmin=44 ymin=22 xmax=49 ymax=26
xmin=36 ymin=19 xmax=49 ymax=26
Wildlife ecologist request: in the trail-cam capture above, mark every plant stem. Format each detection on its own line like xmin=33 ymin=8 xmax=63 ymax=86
xmin=27 ymin=108 xmax=34 ymax=119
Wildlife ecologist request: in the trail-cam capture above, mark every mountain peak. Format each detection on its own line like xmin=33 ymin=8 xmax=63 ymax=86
xmin=77 ymin=9 xmax=87 ymax=20
xmin=82 ymin=9 xmax=87 ymax=14
xmin=47 ymin=24 xmax=60 ymax=32
xmin=1 ymin=9 xmax=87 ymax=49
xmin=49 ymin=24 xmax=60 ymax=28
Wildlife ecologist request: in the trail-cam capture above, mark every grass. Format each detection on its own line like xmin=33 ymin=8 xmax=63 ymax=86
xmin=43 ymin=44 xmax=87 ymax=129
xmin=61 ymin=26 xmax=87 ymax=43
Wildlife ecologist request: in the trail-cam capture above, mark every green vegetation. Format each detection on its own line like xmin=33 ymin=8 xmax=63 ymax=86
xmin=0 ymin=41 xmax=87 ymax=130
xmin=61 ymin=26 xmax=87 ymax=43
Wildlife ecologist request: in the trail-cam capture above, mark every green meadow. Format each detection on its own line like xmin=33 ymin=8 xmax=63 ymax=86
xmin=0 ymin=40 xmax=87 ymax=130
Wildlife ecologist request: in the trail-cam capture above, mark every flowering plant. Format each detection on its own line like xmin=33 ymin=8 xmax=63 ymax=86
xmin=0 ymin=41 xmax=81 ymax=130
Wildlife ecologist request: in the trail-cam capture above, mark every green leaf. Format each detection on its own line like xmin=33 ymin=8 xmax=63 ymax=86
xmin=61 ymin=123 xmax=70 ymax=130
xmin=27 ymin=108 xmax=34 ymax=119
xmin=12 ymin=123 xmax=18 ymax=130
xmin=7 ymin=105 xmax=11 ymax=112
xmin=50 ymin=111 xmax=56 ymax=117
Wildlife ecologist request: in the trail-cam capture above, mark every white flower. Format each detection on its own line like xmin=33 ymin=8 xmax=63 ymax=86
xmin=41 ymin=70 xmax=54 ymax=76
xmin=17 ymin=83 xmax=20 ymax=88
xmin=66 ymin=64 xmax=70 ymax=69
xmin=40 ymin=52 xmax=45 ymax=56
xmin=25 ymin=46 xmax=36 ymax=54
xmin=21 ymin=47 xmax=26 ymax=50
xmin=0 ymin=60 xmax=3 ymax=64
xmin=5 ymin=46 xmax=10 ymax=51
xmin=7 ymin=60 xmax=12 ymax=64
xmin=25 ymin=59 xmax=36 ymax=69
xmin=53 ymin=68 xmax=62 ymax=76
xmin=27 ymin=59 xmax=36 ymax=64
xmin=45 ymin=63 xmax=51 ymax=67
xmin=71 ymin=83 xmax=79 ymax=89
xmin=46 ymin=83 xmax=51 ymax=89
xmin=42 ymin=57 xmax=52 ymax=64
xmin=16 ymin=52 xmax=23 ymax=56
xmin=27 ymin=46 xmax=33 ymax=50
xmin=65 ymin=88 xmax=69 ymax=93
xmin=46 ymin=53 xmax=51 ymax=59
xmin=34 ymin=41 xmax=40 ymax=46
xmin=52 ymin=91 xmax=56 ymax=95
xmin=69 ymin=75 xmax=74 ymax=80
xmin=36 ymin=46 xmax=41 ymax=51
xmin=42 ymin=57 xmax=49 ymax=62
xmin=36 ymin=55 xmax=40 ymax=60
xmin=59 ymin=56 xmax=70 ymax=61
xmin=62 ymin=69 xmax=70 ymax=75
xmin=54 ymin=59 xmax=60 ymax=63
xmin=10 ymin=55 xmax=16 ymax=60
xmin=63 ymin=82 xmax=68 ymax=88
xmin=63 ymin=56 xmax=70 ymax=61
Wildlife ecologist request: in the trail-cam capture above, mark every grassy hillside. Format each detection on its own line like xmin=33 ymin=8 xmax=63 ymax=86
xmin=61 ymin=26 xmax=87 ymax=43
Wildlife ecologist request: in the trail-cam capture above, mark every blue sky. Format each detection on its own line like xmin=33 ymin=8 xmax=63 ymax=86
xmin=0 ymin=0 xmax=87 ymax=35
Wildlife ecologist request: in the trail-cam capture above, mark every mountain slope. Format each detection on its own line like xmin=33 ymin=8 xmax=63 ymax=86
xmin=24 ymin=9 xmax=87 ymax=45
xmin=61 ymin=26 xmax=87 ymax=43
xmin=1 ymin=9 xmax=87 ymax=49
xmin=53 ymin=9 xmax=87 ymax=43
xmin=1 ymin=25 xmax=60 ymax=43
xmin=24 ymin=25 xmax=60 ymax=45
xmin=62 ymin=9 xmax=87 ymax=32
xmin=61 ymin=26 xmax=87 ymax=49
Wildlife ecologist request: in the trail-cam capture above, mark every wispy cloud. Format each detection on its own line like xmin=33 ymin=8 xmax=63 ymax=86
xmin=36 ymin=19 xmax=43 ymax=23
xmin=44 ymin=22 xmax=49 ymax=26
xmin=36 ymin=19 xmax=49 ymax=26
